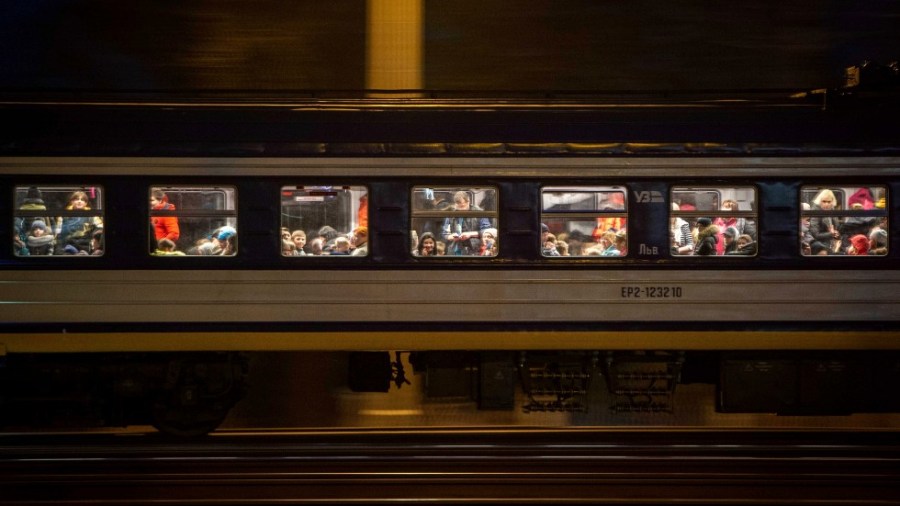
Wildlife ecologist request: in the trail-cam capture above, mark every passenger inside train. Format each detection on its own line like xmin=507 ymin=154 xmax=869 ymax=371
xmin=411 ymin=187 xmax=498 ymax=257
xmin=541 ymin=186 xmax=627 ymax=257
xmin=670 ymin=186 xmax=758 ymax=256
xmin=13 ymin=186 xmax=105 ymax=256
xmin=8 ymin=182 xmax=893 ymax=260
xmin=800 ymin=186 xmax=887 ymax=256
xmin=149 ymin=186 xmax=238 ymax=256
xmin=279 ymin=185 xmax=368 ymax=257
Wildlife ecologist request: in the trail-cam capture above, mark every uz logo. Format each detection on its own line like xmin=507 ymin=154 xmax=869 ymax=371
xmin=635 ymin=191 xmax=664 ymax=203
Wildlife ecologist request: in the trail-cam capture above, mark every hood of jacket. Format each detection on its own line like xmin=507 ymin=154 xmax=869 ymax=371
xmin=698 ymin=224 xmax=719 ymax=242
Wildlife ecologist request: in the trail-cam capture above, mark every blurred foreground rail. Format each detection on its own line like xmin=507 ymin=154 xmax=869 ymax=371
xmin=1 ymin=429 xmax=899 ymax=505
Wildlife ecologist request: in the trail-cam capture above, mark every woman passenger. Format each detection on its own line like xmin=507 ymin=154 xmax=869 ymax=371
xmin=808 ymin=189 xmax=841 ymax=255
xmin=480 ymin=230 xmax=496 ymax=256
xmin=55 ymin=190 xmax=102 ymax=254
xmin=416 ymin=231 xmax=437 ymax=256
xmin=599 ymin=231 xmax=620 ymax=256
xmin=869 ymin=228 xmax=888 ymax=256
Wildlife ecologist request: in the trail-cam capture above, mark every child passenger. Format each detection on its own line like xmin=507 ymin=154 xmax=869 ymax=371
xmin=26 ymin=220 xmax=55 ymax=255
xmin=291 ymin=230 xmax=307 ymax=255
xmin=331 ymin=236 xmax=351 ymax=255
xmin=847 ymin=234 xmax=869 ymax=255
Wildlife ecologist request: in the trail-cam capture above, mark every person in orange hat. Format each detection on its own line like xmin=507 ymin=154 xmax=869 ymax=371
xmin=350 ymin=226 xmax=368 ymax=256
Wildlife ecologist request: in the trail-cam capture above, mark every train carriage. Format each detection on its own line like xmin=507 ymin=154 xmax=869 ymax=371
xmin=1 ymin=83 xmax=899 ymax=434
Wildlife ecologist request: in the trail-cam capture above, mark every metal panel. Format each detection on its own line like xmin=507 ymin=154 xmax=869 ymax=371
xmin=1 ymin=270 xmax=899 ymax=324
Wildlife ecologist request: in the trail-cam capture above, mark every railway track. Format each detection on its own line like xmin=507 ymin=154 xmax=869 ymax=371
xmin=1 ymin=429 xmax=899 ymax=504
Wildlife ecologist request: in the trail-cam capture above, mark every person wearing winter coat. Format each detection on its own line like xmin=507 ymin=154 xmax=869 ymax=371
xmin=693 ymin=217 xmax=719 ymax=256
xmin=55 ymin=190 xmax=103 ymax=254
xmin=729 ymin=234 xmax=757 ymax=256
xmin=15 ymin=186 xmax=54 ymax=256
xmin=150 ymin=189 xmax=180 ymax=243
xmin=869 ymin=228 xmax=888 ymax=256
xmin=441 ymin=191 xmax=494 ymax=256
xmin=838 ymin=202 xmax=878 ymax=251
xmin=808 ymin=189 xmax=841 ymax=255
xmin=26 ymin=220 xmax=55 ymax=256
xmin=722 ymin=226 xmax=740 ymax=255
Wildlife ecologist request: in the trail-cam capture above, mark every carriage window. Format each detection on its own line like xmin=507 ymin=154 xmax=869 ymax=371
xmin=14 ymin=186 xmax=105 ymax=257
xmin=670 ymin=186 xmax=758 ymax=256
xmin=800 ymin=185 xmax=887 ymax=256
xmin=411 ymin=187 xmax=498 ymax=257
xmin=149 ymin=186 xmax=237 ymax=256
xmin=280 ymin=185 xmax=368 ymax=256
xmin=540 ymin=187 xmax=627 ymax=257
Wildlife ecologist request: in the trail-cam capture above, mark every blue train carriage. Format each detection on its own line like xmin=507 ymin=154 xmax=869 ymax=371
xmin=0 ymin=87 xmax=899 ymax=435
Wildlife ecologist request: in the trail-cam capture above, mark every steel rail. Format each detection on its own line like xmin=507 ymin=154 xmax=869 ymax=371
xmin=1 ymin=429 xmax=898 ymax=505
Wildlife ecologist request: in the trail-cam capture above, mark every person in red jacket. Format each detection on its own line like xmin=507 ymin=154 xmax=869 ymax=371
xmin=150 ymin=189 xmax=180 ymax=243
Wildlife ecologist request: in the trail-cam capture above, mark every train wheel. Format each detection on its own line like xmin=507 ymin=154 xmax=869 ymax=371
xmin=149 ymin=354 xmax=247 ymax=437
xmin=150 ymin=393 xmax=231 ymax=437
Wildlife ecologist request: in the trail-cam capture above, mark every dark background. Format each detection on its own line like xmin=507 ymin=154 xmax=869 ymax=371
xmin=2 ymin=1 xmax=898 ymax=93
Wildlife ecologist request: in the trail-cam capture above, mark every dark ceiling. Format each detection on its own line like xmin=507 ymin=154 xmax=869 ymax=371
xmin=1 ymin=1 xmax=898 ymax=93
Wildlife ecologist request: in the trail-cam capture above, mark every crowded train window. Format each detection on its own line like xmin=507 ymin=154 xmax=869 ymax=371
xmin=410 ymin=187 xmax=498 ymax=257
xmin=800 ymin=185 xmax=887 ymax=256
xmin=149 ymin=186 xmax=237 ymax=256
xmin=540 ymin=186 xmax=627 ymax=257
xmin=670 ymin=186 xmax=758 ymax=256
xmin=280 ymin=186 xmax=368 ymax=256
xmin=13 ymin=185 xmax=104 ymax=257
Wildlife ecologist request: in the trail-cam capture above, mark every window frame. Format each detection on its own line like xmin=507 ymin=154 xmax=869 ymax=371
xmin=279 ymin=184 xmax=369 ymax=258
xmin=669 ymin=185 xmax=759 ymax=258
xmin=410 ymin=185 xmax=500 ymax=259
xmin=799 ymin=184 xmax=889 ymax=258
xmin=148 ymin=185 xmax=238 ymax=257
xmin=13 ymin=184 xmax=105 ymax=258
xmin=539 ymin=185 xmax=629 ymax=258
